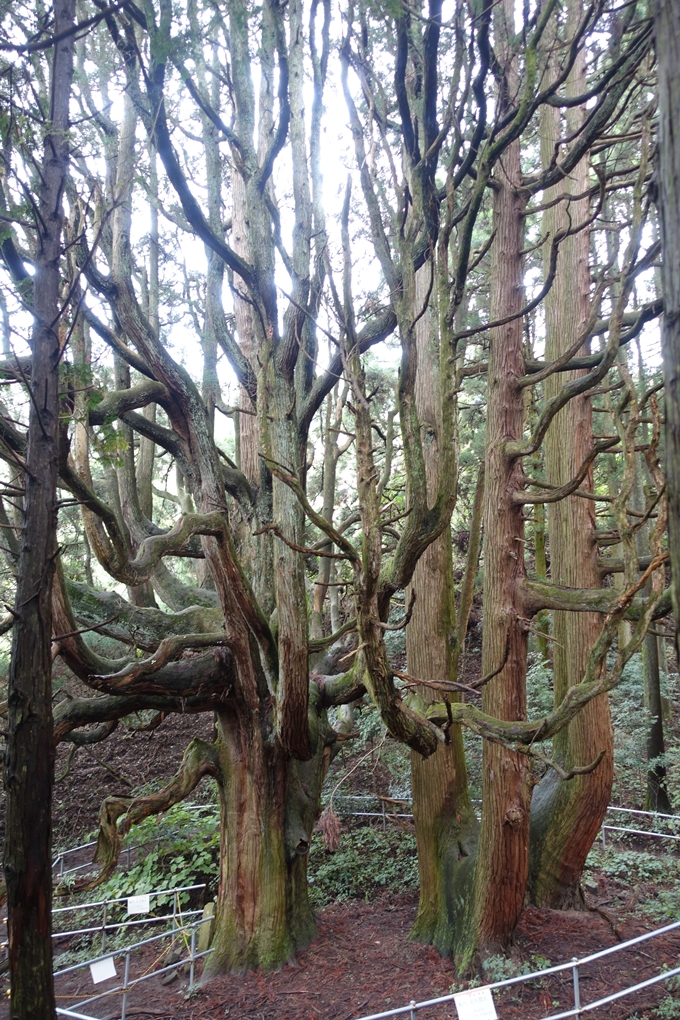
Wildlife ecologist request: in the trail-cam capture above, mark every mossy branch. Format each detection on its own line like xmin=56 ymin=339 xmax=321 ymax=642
xmin=89 ymin=738 xmax=221 ymax=888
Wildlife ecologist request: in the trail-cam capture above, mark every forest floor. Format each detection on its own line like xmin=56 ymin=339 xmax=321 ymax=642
xmin=2 ymin=642 xmax=680 ymax=1020
xmin=43 ymin=890 xmax=680 ymax=1020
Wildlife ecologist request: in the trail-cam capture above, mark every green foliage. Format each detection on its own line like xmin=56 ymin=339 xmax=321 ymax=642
xmin=92 ymin=802 xmax=220 ymax=908
xmin=640 ymin=887 xmax=680 ymax=923
xmin=307 ymin=827 xmax=418 ymax=907
xmin=354 ymin=701 xmax=386 ymax=744
xmin=610 ymin=654 xmax=650 ymax=791
xmin=604 ymin=652 xmax=679 ymax=808
xmin=526 ymin=652 xmax=555 ymax=719
xmin=481 ymin=954 xmax=529 ymax=982
xmin=450 ymin=953 xmax=553 ymax=994
xmin=586 ymin=846 xmax=680 ymax=886
xmin=657 ymin=996 xmax=680 ymax=1019
xmin=480 ymin=953 xmax=552 ymax=983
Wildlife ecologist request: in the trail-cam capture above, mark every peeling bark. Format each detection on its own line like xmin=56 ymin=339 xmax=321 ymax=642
xmin=529 ymin=5 xmax=614 ymax=910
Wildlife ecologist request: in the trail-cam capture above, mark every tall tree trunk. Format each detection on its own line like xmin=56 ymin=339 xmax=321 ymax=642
xmin=533 ymin=498 xmax=550 ymax=666
xmin=136 ymin=147 xmax=159 ymax=523
xmin=3 ymin=1 xmax=75 ymax=1015
xmin=529 ymin=5 xmax=614 ymax=908
xmin=633 ymin=414 xmax=672 ymax=813
xmin=407 ymin=270 xmax=477 ymax=955
xmin=456 ymin=18 xmax=532 ymax=962
xmin=654 ymin=0 xmax=680 ymax=660
xmin=310 ymin=387 xmax=347 ymax=645
xmin=232 ymin=181 xmax=260 ymax=487
xmin=642 ymin=631 xmax=672 ymax=812
xmin=205 ymin=709 xmax=332 ymax=974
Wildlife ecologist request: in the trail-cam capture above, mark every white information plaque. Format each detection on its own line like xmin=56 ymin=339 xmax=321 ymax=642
xmin=90 ymin=956 xmax=117 ymax=984
xmin=453 ymin=986 xmax=498 ymax=1020
xmin=127 ymin=893 xmax=151 ymax=914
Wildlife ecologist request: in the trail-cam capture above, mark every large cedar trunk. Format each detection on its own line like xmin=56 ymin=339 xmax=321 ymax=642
xmin=529 ymin=8 xmax=614 ymax=909
xmin=205 ymin=708 xmax=330 ymax=974
xmin=655 ymin=0 xmax=680 ymax=655
xmin=407 ymin=272 xmax=478 ymax=954
xmin=456 ymin=91 xmax=532 ymax=968
xmin=3 ymin=2 xmax=74 ymax=1016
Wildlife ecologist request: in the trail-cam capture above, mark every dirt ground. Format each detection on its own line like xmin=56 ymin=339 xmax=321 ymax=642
xmin=36 ymin=891 xmax=680 ymax=1020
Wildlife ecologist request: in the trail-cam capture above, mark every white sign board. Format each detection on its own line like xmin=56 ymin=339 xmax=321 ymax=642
xmin=90 ymin=956 xmax=117 ymax=984
xmin=127 ymin=893 xmax=151 ymax=914
xmin=453 ymin=986 xmax=498 ymax=1020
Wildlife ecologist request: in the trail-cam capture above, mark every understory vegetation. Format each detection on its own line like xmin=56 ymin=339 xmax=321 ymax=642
xmin=58 ymin=643 xmax=680 ymax=928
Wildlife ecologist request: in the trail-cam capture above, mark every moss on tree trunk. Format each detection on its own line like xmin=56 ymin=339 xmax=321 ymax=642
xmin=205 ymin=709 xmax=331 ymax=974
xmin=406 ymin=267 xmax=479 ymax=955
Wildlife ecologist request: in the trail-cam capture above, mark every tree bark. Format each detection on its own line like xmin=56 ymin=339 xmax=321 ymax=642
xmin=654 ymin=0 xmax=680 ymax=660
xmin=407 ymin=269 xmax=477 ymax=955
xmin=204 ymin=707 xmax=333 ymax=974
xmin=529 ymin=5 xmax=614 ymax=909
xmin=642 ymin=631 xmax=672 ymax=812
xmin=3 ymin=1 xmax=75 ymax=1015
xmin=457 ymin=16 xmax=532 ymax=961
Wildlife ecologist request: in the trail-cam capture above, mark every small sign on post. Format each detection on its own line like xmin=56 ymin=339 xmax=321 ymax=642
xmin=90 ymin=956 xmax=117 ymax=984
xmin=127 ymin=893 xmax=151 ymax=914
xmin=453 ymin=986 xmax=498 ymax=1020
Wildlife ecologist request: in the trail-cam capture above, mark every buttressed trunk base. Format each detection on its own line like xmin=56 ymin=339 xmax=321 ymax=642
xmin=204 ymin=708 xmax=331 ymax=975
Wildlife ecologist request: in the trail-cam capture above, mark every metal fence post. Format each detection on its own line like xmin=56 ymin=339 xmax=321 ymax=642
xmin=409 ymin=1000 xmax=417 ymax=1020
xmin=382 ymin=801 xmax=386 ymax=831
xmin=572 ymin=958 xmax=581 ymax=1016
xmin=189 ymin=928 xmax=196 ymax=991
xmin=121 ymin=950 xmax=131 ymax=1020
xmin=171 ymin=890 xmax=178 ymax=950
xmin=601 ymin=826 xmax=606 ymax=848
xmin=101 ymin=901 xmax=108 ymax=953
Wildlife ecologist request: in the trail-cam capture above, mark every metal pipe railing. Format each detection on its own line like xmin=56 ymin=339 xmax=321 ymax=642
xmin=52 ymin=908 xmax=202 ymax=941
xmin=49 ymin=803 xmax=678 ymax=877
xmin=52 ymin=882 xmax=206 ymax=916
xmin=601 ymin=824 xmax=680 ymax=848
xmin=353 ymin=918 xmax=680 ymax=1020
xmin=0 ymin=883 xmax=208 ymax=965
xmin=54 ymin=913 xmax=215 ymax=1020
xmin=606 ymin=806 xmax=678 ymax=821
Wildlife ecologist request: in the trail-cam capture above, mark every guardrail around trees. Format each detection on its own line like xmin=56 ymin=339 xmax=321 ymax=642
xmin=352 ymin=918 xmax=680 ymax=1020
xmin=53 ymin=914 xmax=213 ymax=1020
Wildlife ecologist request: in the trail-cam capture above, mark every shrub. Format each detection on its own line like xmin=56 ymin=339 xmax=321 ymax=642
xmin=308 ymin=827 xmax=418 ymax=907
xmin=91 ymin=802 xmax=220 ymax=909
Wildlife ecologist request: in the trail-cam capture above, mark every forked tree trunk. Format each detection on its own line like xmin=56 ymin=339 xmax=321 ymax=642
xmin=529 ymin=6 xmax=614 ymax=909
xmin=205 ymin=708 xmax=331 ymax=974
xmin=455 ymin=53 xmax=532 ymax=966
xmin=407 ymin=271 xmax=477 ymax=955
xmin=3 ymin=2 xmax=74 ymax=1016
